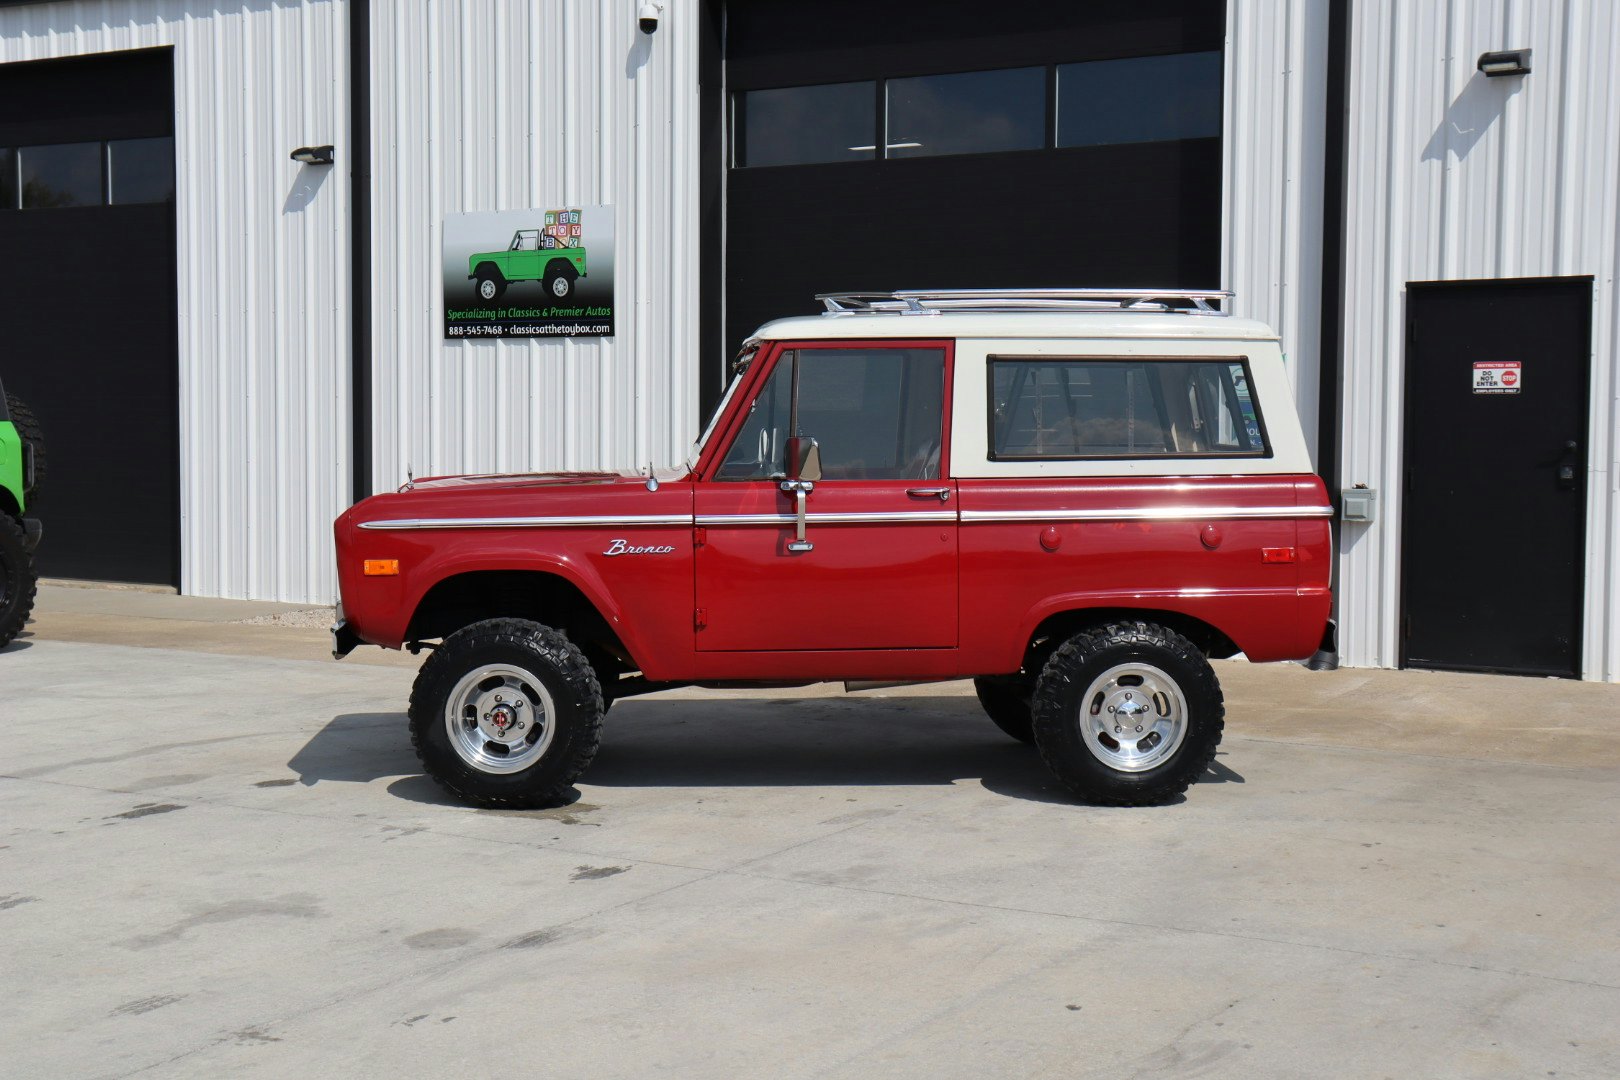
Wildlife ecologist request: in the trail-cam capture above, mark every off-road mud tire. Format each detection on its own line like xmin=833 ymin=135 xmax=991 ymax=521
xmin=5 ymin=393 xmax=45 ymax=505
xmin=0 ymin=514 xmax=37 ymax=650
xmin=973 ymin=675 xmax=1036 ymax=744
xmin=408 ymin=618 xmax=604 ymax=808
xmin=1031 ymin=621 xmax=1224 ymax=806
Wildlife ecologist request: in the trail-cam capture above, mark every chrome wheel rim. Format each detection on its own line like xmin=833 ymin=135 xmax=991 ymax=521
xmin=443 ymin=664 xmax=556 ymax=774
xmin=550 ymin=276 xmax=569 ymax=297
xmin=1077 ymin=662 xmax=1187 ymax=773
xmin=479 ymin=279 xmax=497 ymax=300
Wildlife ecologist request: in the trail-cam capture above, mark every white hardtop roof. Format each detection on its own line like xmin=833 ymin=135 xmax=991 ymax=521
xmin=751 ymin=310 xmax=1280 ymax=344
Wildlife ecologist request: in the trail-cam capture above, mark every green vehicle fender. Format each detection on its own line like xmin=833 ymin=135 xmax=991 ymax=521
xmin=0 ymin=419 xmax=24 ymax=515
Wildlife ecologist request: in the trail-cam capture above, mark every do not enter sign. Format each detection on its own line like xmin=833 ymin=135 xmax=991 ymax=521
xmin=1473 ymin=361 xmax=1522 ymax=394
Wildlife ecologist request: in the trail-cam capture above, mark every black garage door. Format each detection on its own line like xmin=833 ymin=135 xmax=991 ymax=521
xmin=714 ymin=0 xmax=1225 ymax=384
xmin=0 ymin=48 xmax=179 ymax=586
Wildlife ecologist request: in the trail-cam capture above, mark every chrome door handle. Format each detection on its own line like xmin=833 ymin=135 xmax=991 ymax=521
xmin=906 ymin=487 xmax=950 ymax=502
xmin=779 ymin=479 xmax=814 ymax=551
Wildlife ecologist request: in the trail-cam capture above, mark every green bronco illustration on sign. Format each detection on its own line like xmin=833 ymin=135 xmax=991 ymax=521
xmin=444 ymin=206 xmax=614 ymax=338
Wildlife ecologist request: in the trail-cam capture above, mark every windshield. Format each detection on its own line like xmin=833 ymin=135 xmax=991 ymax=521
xmin=684 ymin=342 xmax=760 ymax=471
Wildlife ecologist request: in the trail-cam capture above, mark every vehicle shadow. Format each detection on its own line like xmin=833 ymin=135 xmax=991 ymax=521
xmin=291 ymin=694 xmax=1243 ymax=808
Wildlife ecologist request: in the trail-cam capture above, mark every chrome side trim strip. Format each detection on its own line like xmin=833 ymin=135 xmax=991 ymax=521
xmin=358 ymin=506 xmax=1330 ymax=531
xmin=959 ymin=505 xmax=1334 ymax=523
xmin=696 ymin=512 xmax=959 ymax=526
xmin=358 ymin=514 xmax=691 ymax=530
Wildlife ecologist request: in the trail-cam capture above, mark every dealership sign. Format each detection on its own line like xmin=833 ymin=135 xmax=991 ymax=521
xmin=443 ymin=205 xmax=615 ymax=338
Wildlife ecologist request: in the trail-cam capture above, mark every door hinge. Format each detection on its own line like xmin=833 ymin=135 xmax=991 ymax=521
xmin=1401 ymin=614 xmax=1411 ymax=641
xmin=693 ymin=526 xmax=707 ymax=548
xmin=694 ymin=607 xmax=707 ymax=631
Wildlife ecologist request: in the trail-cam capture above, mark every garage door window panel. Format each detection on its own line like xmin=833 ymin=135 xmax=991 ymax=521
xmin=107 ymin=136 xmax=174 ymax=205
xmin=990 ymin=358 xmax=1268 ymax=460
xmin=19 ymin=142 xmax=102 ymax=208
xmin=734 ymin=82 xmax=877 ymax=168
xmin=1057 ymin=51 xmax=1222 ymax=148
xmin=885 ymin=67 xmax=1046 ymax=159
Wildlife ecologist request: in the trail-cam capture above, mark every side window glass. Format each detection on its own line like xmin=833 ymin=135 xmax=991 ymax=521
xmin=990 ymin=357 xmax=1268 ymax=459
xmin=716 ymin=351 xmax=794 ymax=479
xmin=715 ymin=347 xmax=947 ymax=480
xmin=796 ymin=348 xmax=945 ymax=479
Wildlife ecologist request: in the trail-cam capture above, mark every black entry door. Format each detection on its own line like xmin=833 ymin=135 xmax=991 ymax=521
xmin=1401 ymin=278 xmax=1592 ymax=677
xmin=0 ymin=49 xmax=179 ymax=586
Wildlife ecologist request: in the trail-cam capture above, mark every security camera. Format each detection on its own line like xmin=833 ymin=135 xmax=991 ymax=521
xmin=638 ymin=2 xmax=661 ymax=34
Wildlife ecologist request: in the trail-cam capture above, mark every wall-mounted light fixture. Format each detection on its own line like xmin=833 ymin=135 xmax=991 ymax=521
xmin=290 ymin=144 xmax=336 ymax=165
xmin=1477 ymin=49 xmax=1531 ymax=77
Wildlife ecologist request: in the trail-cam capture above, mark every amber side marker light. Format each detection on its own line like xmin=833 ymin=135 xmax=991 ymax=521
xmin=1261 ymin=547 xmax=1297 ymax=564
xmin=363 ymin=559 xmax=401 ymax=576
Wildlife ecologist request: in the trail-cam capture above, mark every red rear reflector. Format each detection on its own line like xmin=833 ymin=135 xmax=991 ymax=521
xmin=363 ymin=559 xmax=400 ymax=576
xmin=1261 ymin=547 xmax=1297 ymax=564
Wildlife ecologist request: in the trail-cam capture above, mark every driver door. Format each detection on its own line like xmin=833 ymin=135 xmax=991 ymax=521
xmin=694 ymin=341 xmax=958 ymax=652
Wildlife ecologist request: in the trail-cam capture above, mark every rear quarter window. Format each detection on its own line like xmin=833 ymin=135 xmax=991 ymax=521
xmin=988 ymin=356 xmax=1269 ymax=460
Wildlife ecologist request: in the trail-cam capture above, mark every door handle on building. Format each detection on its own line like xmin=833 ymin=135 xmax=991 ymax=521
xmin=1558 ymin=439 xmax=1580 ymax=490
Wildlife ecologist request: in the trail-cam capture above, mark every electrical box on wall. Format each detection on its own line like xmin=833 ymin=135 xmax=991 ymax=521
xmin=1341 ymin=487 xmax=1377 ymax=523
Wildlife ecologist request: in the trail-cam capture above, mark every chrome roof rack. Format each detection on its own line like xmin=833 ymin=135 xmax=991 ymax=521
xmin=816 ymin=288 xmax=1234 ymax=316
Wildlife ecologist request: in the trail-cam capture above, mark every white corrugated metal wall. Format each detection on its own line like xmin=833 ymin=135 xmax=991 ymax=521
xmin=1337 ymin=0 xmax=1620 ymax=680
xmin=368 ymin=0 xmax=698 ymax=495
xmin=1224 ymin=0 xmax=1330 ymax=463
xmin=0 ymin=0 xmax=352 ymax=604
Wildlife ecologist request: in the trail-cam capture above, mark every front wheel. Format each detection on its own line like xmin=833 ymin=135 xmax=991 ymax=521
xmin=474 ymin=269 xmax=506 ymax=302
xmin=0 ymin=515 xmax=38 ymax=649
xmin=1031 ymin=621 xmax=1223 ymax=806
xmin=408 ymin=618 xmax=603 ymax=808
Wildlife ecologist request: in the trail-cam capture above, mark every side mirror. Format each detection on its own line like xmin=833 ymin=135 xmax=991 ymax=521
xmin=786 ymin=436 xmax=822 ymax=482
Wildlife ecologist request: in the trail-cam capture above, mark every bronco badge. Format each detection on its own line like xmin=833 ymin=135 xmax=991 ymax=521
xmin=603 ymin=539 xmax=676 ymax=556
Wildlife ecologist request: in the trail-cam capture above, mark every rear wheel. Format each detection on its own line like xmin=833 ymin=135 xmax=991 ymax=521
xmin=973 ymin=675 xmax=1035 ymax=744
xmin=0 ymin=514 xmax=37 ymax=649
xmin=1031 ymin=621 xmax=1223 ymax=806
xmin=5 ymin=393 xmax=45 ymax=505
xmin=544 ymin=262 xmax=577 ymax=299
xmin=408 ymin=618 xmax=603 ymax=808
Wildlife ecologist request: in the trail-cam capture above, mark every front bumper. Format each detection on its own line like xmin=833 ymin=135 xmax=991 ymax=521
xmin=331 ymin=618 xmax=362 ymax=660
xmin=22 ymin=517 xmax=42 ymax=552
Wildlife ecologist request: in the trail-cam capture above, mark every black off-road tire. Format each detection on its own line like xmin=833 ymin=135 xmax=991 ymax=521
xmin=0 ymin=514 xmax=37 ymax=649
xmin=973 ymin=675 xmax=1036 ymax=744
xmin=1030 ymin=621 xmax=1224 ymax=806
xmin=473 ymin=266 xmax=506 ymax=302
xmin=5 ymin=393 xmax=45 ymax=505
xmin=543 ymin=261 xmax=577 ymax=299
xmin=408 ymin=618 xmax=604 ymax=809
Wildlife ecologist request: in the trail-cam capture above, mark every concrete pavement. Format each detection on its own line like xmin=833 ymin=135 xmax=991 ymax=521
xmin=1 ymin=587 xmax=1617 ymax=1078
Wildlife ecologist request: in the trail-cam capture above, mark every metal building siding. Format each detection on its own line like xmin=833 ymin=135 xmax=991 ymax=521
xmin=1223 ymin=0 xmax=1330 ymax=463
xmin=1337 ymin=0 xmax=1620 ymax=679
xmin=0 ymin=0 xmax=352 ymax=604
xmin=367 ymin=1 xmax=699 ymax=494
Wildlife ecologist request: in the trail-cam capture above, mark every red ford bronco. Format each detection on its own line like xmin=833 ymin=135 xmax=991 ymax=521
xmin=333 ymin=289 xmax=1333 ymax=808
